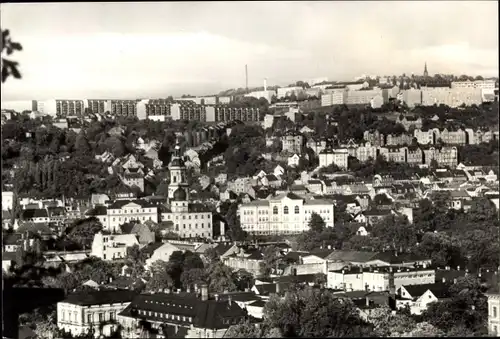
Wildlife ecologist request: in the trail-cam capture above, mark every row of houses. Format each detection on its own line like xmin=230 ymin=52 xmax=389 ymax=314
xmin=364 ymin=127 xmax=499 ymax=146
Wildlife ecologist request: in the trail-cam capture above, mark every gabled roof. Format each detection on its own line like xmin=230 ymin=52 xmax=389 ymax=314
xmin=402 ymin=283 xmax=450 ymax=299
xmin=326 ymin=251 xmax=379 ymax=263
xmin=108 ymin=199 xmax=158 ymax=210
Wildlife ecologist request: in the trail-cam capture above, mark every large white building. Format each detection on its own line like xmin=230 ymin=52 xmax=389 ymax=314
xmin=451 ymin=79 xmax=496 ymax=90
xmin=319 ymin=148 xmax=349 ymax=169
xmin=92 ymin=200 xmax=159 ymax=233
xmin=321 ymin=90 xmax=347 ymax=107
xmin=239 ymin=192 xmax=334 ymax=235
xmin=421 ymin=88 xmax=483 ymax=107
xmin=245 ymin=90 xmax=276 ymax=103
xmin=57 ymin=290 xmax=136 ymax=337
xmin=160 ymin=139 xmax=213 ymax=239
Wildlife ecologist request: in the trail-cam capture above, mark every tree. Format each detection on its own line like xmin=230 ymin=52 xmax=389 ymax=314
xmin=75 ymin=132 xmax=91 ymax=155
xmin=126 ymin=244 xmax=148 ymax=263
xmin=206 ymin=261 xmax=237 ymax=293
xmin=66 ymin=218 xmax=103 ymax=250
xmin=2 ymin=29 xmax=23 ymax=83
xmin=146 ymin=260 xmax=174 ymax=292
xmin=260 ymin=245 xmax=281 ymax=277
xmin=203 ymin=247 xmax=220 ymax=264
xmin=180 ymin=268 xmax=207 ymax=290
xmin=263 ymin=289 xmax=373 ymax=337
xmin=225 ymin=320 xmax=263 ymax=338
xmin=308 ymin=212 xmax=325 ymax=233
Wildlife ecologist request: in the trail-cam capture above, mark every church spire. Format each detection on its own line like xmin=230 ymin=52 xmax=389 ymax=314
xmin=424 ymin=62 xmax=428 ymax=77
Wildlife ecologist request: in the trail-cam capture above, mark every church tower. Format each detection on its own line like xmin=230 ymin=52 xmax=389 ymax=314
xmin=168 ymin=137 xmax=189 ymax=207
xmin=423 ymin=62 xmax=429 ymax=77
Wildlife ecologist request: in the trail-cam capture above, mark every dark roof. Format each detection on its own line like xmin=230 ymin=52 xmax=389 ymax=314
xmin=21 ymin=209 xmax=48 ymax=219
xmin=363 ymin=209 xmax=392 ymax=216
xmin=213 ymin=243 xmax=234 ymax=256
xmin=140 ymin=242 xmax=164 ymax=256
xmin=108 ymin=199 xmax=158 ymax=209
xmin=277 ymin=274 xmax=317 ymax=284
xmin=370 ymin=252 xmax=430 ymax=264
xmin=63 ymin=290 xmax=137 ymax=306
xmin=172 ymin=187 xmax=188 ymax=201
xmin=308 ymin=249 xmax=335 ymax=259
xmin=47 ymin=207 xmax=66 ymax=217
xmin=188 ymin=203 xmax=211 ymax=213
xmin=2 ymin=251 xmax=17 ymax=261
xmin=402 ymin=283 xmax=450 ymax=299
xmin=105 ymin=276 xmax=146 ymax=290
xmin=119 ymin=292 xmax=248 ymax=330
xmin=265 ymin=174 xmax=279 ymax=181
xmin=3 ymin=233 xmax=22 ymax=245
xmin=215 ymin=291 xmax=259 ymax=303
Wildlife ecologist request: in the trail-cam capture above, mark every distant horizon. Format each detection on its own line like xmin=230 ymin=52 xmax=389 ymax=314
xmin=1 ymin=2 xmax=498 ymax=105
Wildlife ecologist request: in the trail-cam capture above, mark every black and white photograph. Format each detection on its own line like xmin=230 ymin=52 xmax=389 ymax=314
xmin=1 ymin=1 xmax=499 ymax=338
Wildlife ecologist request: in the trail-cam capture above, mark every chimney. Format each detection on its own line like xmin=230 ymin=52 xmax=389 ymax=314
xmin=457 ymin=266 xmax=460 ymax=271
xmin=276 ymin=283 xmax=280 ymax=295
xmin=453 ymin=278 xmax=457 ymax=284
xmin=366 ymin=297 xmax=370 ymax=307
xmin=214 ymin=294 xmax=219 ymax=301
xmin=187 ymin=286 xmax=192 ymax=293
xmin=200 ymin=284 xmax=208 ymax=301
xmin=442 ymin=277 xmax=446 ymax=283
xmin=228 ymin=296 xmax=232 ymax=306
xmin=264 ymin=78 xmax=267 ymax=92
xmin=109 ymin=277 xmax=113 ymax=283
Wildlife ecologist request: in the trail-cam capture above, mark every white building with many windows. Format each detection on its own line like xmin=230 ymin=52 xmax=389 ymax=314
xmin=57 ymin=290 xmax=136 ymax=337
xmin=239 ymin=192 xmax=334 ymax=235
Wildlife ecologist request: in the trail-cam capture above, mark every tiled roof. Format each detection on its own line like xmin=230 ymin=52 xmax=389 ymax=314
xmin=188 ymin=203 xmax=212 ymax=213
xmin=119 ymin=292 xmax=248 ymax=329
xmin=141 ymin=242 xmax=164 ymax=256
xmin=325 ymin=251 xmax=379 ymax=263
xmin=107 ymin=199 xmax=158 ymax=210
xmin=63 ymin=290 xmax=137 ymax=306
xmin=403 ymin=283 xmax=450 ymax=299
xmin=21 ymin=209 xmax=48 ymax=219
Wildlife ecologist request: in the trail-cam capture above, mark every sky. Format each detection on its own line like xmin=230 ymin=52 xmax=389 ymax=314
xmin=1 ymin=1 xmax=498 ymax=106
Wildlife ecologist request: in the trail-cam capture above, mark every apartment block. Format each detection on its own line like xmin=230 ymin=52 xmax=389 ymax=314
xmin=205 ymin=105 xmax=260 ymax=123
xmin=170 ymin=102 xmax=206 ymax=121
xmin=451 ymin=79 xmax=496 ymax=90
xmin=401 ymin=89 xmax=423 ymax=108
xmin=110 ymin=100 xmax=138 ymax=117
xmin=379 ymin=146 xmax=407 ymax=163
xmin=421 ymin=88 xmax=483 ymax=107
xmin=55 ymin=100 xmax=86 ymax=117
xmin=345 ymin=89 xmax=388 ymax=106
xmin=87 ymin=99 xmax=111 ymax=114
xmin=321 ymin=90 xmax=347 ymax=107
xmin=277 ymin=86 xmax=305 ymax=99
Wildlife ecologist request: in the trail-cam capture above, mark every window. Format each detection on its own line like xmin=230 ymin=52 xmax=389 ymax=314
xmin=62 ymin=311 xmax=65 ymax=321
xmin=294 ymin=206 xmax=299 ymax=214
xmin=110 ymin=312 xmax=115 ymax=320
xmin=494 ymin=306 xmax=498 ymax=318
xmin=68 ymin=312 xmax=72 ymax=323
xmin=87 ymin=313 xmax=92 ymax=324
xmin=99 ymin=313 xmax=104 ymax=322
xmin=284 ymin=206 xmax=289 ymax=214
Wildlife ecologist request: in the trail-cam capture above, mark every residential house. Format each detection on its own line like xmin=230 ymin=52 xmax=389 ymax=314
xmin=288 ymin=154 xmax=301 ymax=168
xmin=356 ymin=142 xmax=379 ymax=162
xmin=223 ymin=246 xmax=264 ymax=276
xmin=363 ymin=130 xmax=385 ymax=147
xmin=361 ymin=209 xmax=395 ymax=225
xmin=385 ymin=133 xmax=413 ymax=146
xmin=486 ymin=288 xmax=500 ymax=336
xmin=21 ymin=209 xmax=50 ymax=224
xmin=397 ymin=283 xmax=450 ymax=315
xmin=91 ymin=232 xmax=140 ymax=260
xmin=281 ymin=130 xmax=305 ymax=154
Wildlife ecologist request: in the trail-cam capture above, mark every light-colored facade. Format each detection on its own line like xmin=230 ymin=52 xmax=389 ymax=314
xmin=363 ymin=130 xmax=385 ymax=147
xmin=421 ymin=88 xmax=483 ymax=107
xmin=327 ymin=267 xmax=435 ymax=292
xmin=105 ymin=201 xmax=159 ymax=233
xmin=239 ymin=193 xmax=335 ymax=235
xmin=422 ymin=146 xmax=458 ymax=167
xmin=170 ymin=102 xmax=206 ymax=121
xmin=245 ymin=90 xmax=276 ymax=103
xmin=160 ymin=140 xmax=213 ymax=239
xmin=400 ymin=89 xmax=423 ymax=108
xmin=319 ymin=148 xmax=349 ymax=169
xmin=321 ymin=90 xmax=347 ymax=107
xmin=110 ymin=100 xmax=138 ymax=117
xmin=487 ymin=292 xmax=500 ymax=336
xmin=356 ymin=142 xmax=379 ymax=162
xmin=281 ymin=131 xmax=305 ymax=154
xmin=91 ymin=232 xmax=139 ymax=261
xmin=57 ymin=291 xmax=134 ymax=337
xmin=379 ymin=147 xmax=407 ymax=163
xmin=277 ymin=86 xmax=305 ymax=99
xmin=345 ymin=89 xmax=388 ymax=106
xmin=87 ymin=99 xmax=112 ymax=114
xmin=2 ymin=191 xmax=14 ymax=211
xmin=414 ymin=128 xmax=468 ymax=145
xmin=205 ymin=105 xmax=260 ymax=122
xmin=386 ymin=134 xmax=413 ymax=146
xmin=451 ymin=80 xmax=496 ymax=90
